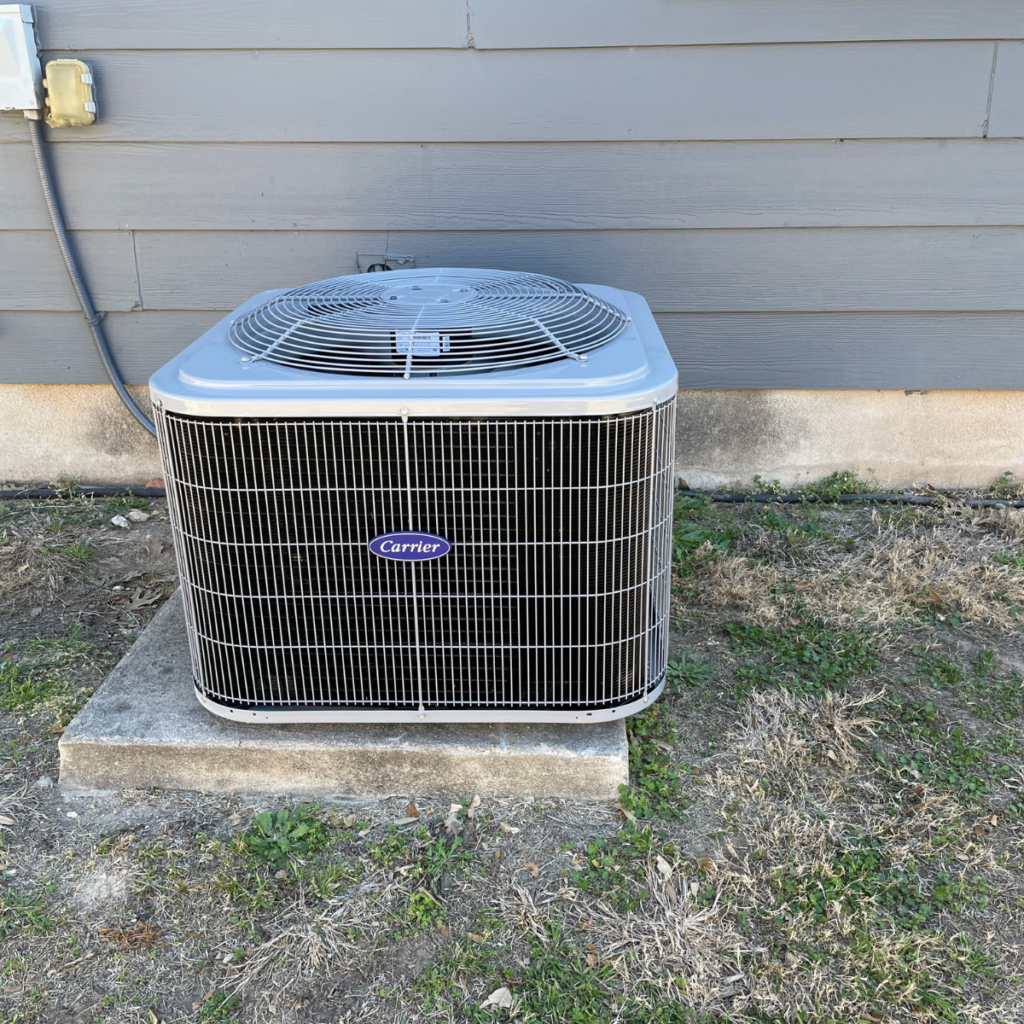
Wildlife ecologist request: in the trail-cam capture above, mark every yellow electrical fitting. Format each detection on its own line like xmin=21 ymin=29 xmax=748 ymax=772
xmin=43 ymin=59 xmax=96 ymax=127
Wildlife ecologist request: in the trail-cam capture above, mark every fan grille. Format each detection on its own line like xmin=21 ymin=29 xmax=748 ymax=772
xmin=156 ymin=404 xmax=675 ymax=715
xmin=228 ymin=269 xmax=628 ymax=377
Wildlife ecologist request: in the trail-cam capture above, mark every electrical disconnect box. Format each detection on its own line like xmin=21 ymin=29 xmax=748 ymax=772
xmin=0 ymin=4 xmax=42 ymax=115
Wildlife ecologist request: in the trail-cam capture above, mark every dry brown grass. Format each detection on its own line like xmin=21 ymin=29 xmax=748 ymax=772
xmin=100 ymin=919 xmax=163 ymax=949
xmin=3 ymin=495 xmax=1024 ymax=1022
xmin=627 ymin=688 xmax=1024 ymax=1023
xmin=696 ymin=505 xmax=1024 ymax=635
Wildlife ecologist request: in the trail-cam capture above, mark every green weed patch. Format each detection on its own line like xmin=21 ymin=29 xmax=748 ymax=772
xmin=302 ymin=861 xmax=362 ymax=901
xmin=236 ymin=805 xmax=332 ymax=869
xmin=368 ymin=827 xmax=410 ymax=868
xmin=957 ymin=650 xmax=1024 ymax=723
xmin=370 ymin=826 xmax=473 ymax=896
xmin=51 ymin=540 xmax=97 ymax=563
xmin=665 ymin=651 xmax=715 ymax=692
xmin=619 ymin=705 xmax=688 ymax=819
xmin=570 ymin=827 xmax=668 ymax=911
xmin=414 ymin=834 xmax=473 ymax=891
xmin=0 ymin=885 xmax=55 ymax=940
xmin=725 ymin=618 xmax=878 ymax=697
xmin=199 ymin=991 xmax=241 ymax=1023
xmin=0 ymin=660 xmax=87 ymax=715
xmin=672 ymin=497 xmax=736 ymax=573
xmin=416 ymin=924 xmax=713 ymax=1024
xmin=992 ymin=551 xmax=1024 ymax=570
xmin=881 ymin=699 xmax=1020 ymax=808
xmin=914 ymin=647 xmax=962 ymax=690
xmin=751 ymin=504 xmax=833 ymax=540
xmin=905 ymin=648 xmax=1024 ymax=722
xmin=773 ymin=832 xmax=990 ymax=929
xmin=404 ymin=890 xmax=446 ymax=931
xmin=988 ymin=471 xmax=1024 ymax=500
xmin=801 ymin=470 xmax=873 ymax=500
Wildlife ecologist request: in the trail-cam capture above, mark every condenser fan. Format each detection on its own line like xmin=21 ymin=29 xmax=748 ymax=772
xmin=228 ymin=268 xmax=629 ymax=377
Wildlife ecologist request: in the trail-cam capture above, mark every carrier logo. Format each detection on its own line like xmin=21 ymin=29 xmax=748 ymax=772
xmin=369 ymin=532 xmax=451 ymax=562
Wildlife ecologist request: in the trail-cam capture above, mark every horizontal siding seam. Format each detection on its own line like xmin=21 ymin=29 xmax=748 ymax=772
xmin=1 ymin=136 xmax=999 ymax=145
xmin=6 ymin=225 xmax=1024 ymax=234
xmin=5 ymin=137 xmax=1024 ymax=145
xmin=32 ymin=39 xmax=1024 ymax=54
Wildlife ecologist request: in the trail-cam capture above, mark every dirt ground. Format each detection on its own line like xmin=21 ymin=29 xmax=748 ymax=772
xmin=3 ymin=485 xmax=1024 ymax=1023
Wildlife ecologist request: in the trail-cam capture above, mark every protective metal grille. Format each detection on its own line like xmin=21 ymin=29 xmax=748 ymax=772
xmin=228 ymin=269 xmax=628 ymax=378
xmin=156 ymin=403 xmax=675 ymax=716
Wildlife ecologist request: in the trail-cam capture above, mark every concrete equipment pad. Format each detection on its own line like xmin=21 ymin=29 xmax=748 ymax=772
xmin=59 ymin=591 xmax=628 ymax=799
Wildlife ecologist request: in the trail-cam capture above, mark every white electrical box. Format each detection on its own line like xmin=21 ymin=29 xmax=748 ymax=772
xmin=0 ymin=4 xmax=42 ymax=113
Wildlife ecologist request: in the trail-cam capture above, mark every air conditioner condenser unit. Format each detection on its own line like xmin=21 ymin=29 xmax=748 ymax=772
xmin=149 ymin=269 xmax=677 ymax=723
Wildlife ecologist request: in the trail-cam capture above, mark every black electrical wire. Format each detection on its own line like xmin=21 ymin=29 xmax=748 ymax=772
xmin=27 ymin=117 xmax=156 ymax=436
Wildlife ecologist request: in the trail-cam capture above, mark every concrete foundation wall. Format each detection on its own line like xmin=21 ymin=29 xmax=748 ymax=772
xmin=675 ymin=389 xmax=1024 ymax=490
xmin=1 ymin=383 xmax=1021 ymax=491
xmin=0 ymin=384 xmax=160 ymax=485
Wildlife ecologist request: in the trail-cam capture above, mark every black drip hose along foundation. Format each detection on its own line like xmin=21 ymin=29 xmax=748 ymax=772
xmin=678 ymin=489 xmax=1024 ymax=509
xmin=3 ymin=486 xmax=1024 ymax=507
xmin=0 ymin=486 xmax=166 ymax=499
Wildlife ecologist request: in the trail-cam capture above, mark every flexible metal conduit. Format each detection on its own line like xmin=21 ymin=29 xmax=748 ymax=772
xmin=27 ymin=118 xmax=156 ymax=436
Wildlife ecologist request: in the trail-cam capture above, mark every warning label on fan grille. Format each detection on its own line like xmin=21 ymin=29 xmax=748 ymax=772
xmin=395 ymin=331 xmax=451 ymax=357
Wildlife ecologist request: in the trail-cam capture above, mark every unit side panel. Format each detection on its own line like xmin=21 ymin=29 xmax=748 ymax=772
xmin=158 ymin=408 xmax=673 ymax=716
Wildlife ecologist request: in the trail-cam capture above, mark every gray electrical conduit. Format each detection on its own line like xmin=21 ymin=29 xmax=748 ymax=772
xmin=26 ymin=117 xmax=156 ymax=436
